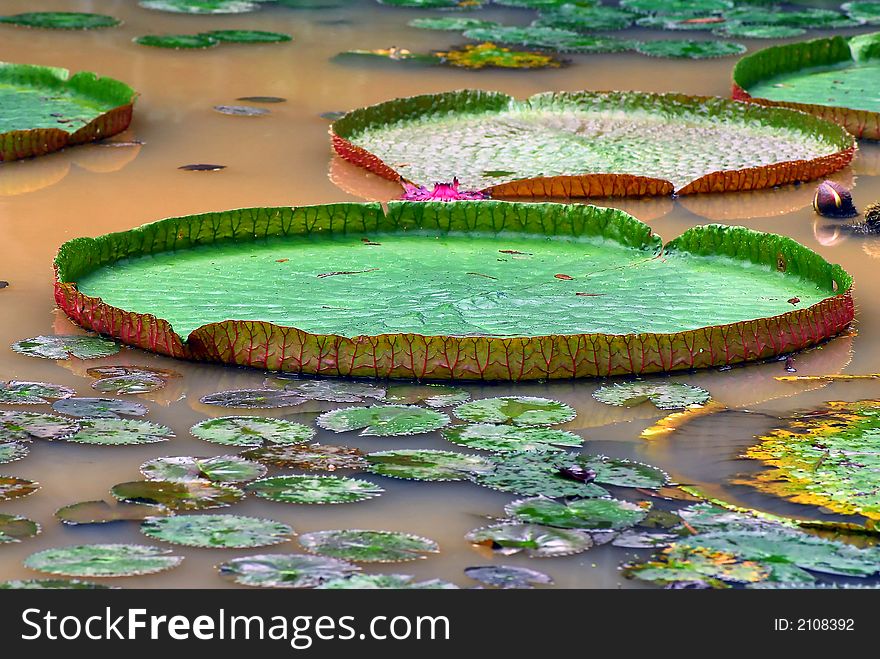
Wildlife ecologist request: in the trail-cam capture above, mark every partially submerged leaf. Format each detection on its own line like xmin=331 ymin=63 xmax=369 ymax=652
xmin=0 ymin=476 xmax=39 ymax=501
xmin=242 ymin=442 xmax=367 ymax=471
xmin=505 ymin=497 xmax=648 ymax=530
xmin=465 ymin=523 xmax=593 ymax=558
xmin=52 ymin=397 xmax=148 ymax=419
xmin=442 ymin=423 xmax=583 ymax=452
xmin=625 ymin=544 xmax=769 ymax=588
xmin=213 ymin=105 xmax=271 ymax=117
xmin=0 ymin=579 xmax=112 ymax=589
xmin=91 ymin=374 xmax=166 ymax=394
xmin=0 ymin=442 xmax=28 ymax=464
xmin=199 ymin=389 xmax=306 ymax=409
xmin=464 ymin=565 xmax=553 ymax=589
xmin=266 ymin=376 xmax=386 ymax=403
xmin=86 ymin=365 xmax=181 ymax=380
xmin=0 ymin=411 xmax=79 ymax=441
xmin=593 ymin=381 xmax=711 ymax=410
xmin=299 ymin=529 xmax=439 ymax=562
xmin=365 ymin=449 xmax=493 ymax=481
xmin=25 ymin=544 xmax=183 ymax=577
xmin=111 ymin=480 xmax=244 ymax=510
xmin=247 ymin=475 xmax=384 ymax=504
xmin=318 ymin=574 xmax=457 ymax=589
xmin=0 ymin=513 xmax=39 ymax=543
xmin=219 ymin=554 xmax=359 ymax=588
xmin=453 ymin=397 xmax=576 ymax=426
xmin=0 ymin=381 xmax=75 ymax=405
xmin=190 ymin=416 xmax=314 ymax=447
xmin=55 ymin=500 xmax=168 ymax=525
xmin=12 ymin=335 xmax=119 ymax=360
xmin=141 ymin=514 xmax=293 ymax=548
xmin=65 ymin=418 xmax=173 ymax=445
xmin=316 ymin=405 xmax=449 ymax=436
xmin=140 ymin=455 xmax=266 ymax=483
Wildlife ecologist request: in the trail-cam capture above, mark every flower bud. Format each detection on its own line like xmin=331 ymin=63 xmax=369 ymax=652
xmin=813 ymin=180 xmax=857 ymax=218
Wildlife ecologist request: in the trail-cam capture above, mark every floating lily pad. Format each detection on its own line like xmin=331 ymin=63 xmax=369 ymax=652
xmin=464 ymin=565 xmax=553 ymax=589
xmin=535 ymin=4 xmax=636 ymax=31
xmin=462 ymin=26 xmax=634 ymax=53
xmin=247 ymin=475 xmax=383 ymax=504
xmin=134 ymin=34 xmax=220 ymax=49
xmin=437 ymin=43 xmax=566 ymax=69
xmin=0 ymin=442 xmax=28 ymax=464
xmin=723 ymin=7 xmax=859 ymax=29
xmin=733 ymin=33 xmax=880 ymax=139
xmin=493 ymin=0 xmax=571 ymax=6
xmin=141 ymin=514 xmax=293 ymax=548
xmin=625 ymin=544 xmax=769 ymax=587
xmin=12 ymin=335 xmax=120 ymax=360
xmin=621 ymin=0 xmax=732 ymax=13
xmin=0 ymin=12 xmax=121 ymax=30
xmin=213 ymin=105 xmax=270 ymax=117
xmin=219 ymin=553 xmax=359 ymax=588
xmin=635 ymin=14 xmax=726 ymax=30
xmin=318 ymin=574 xmax=457 ymax=589
xmin=201 ymin=30 xmax=291 ymax=44
xmin=580 ymin=455 xmax=669 ymax=488
xmin=592 ymin=382 xmax=711 ymax=410
xmin=52 ymin=397 xmax=148 ymax=419
xmin=843 ymin=1 xmax=880 ymax=25
xmin=316 ymin=405 xmax=449 ymax=436
xmin=0 ymin=411 xmax=79 ymax=441
xmin=0 ymin=381 xmax=75 ymax=405
xmin=474 ymin=452 xmax=610 ymax=498
xmin=442 ymin=424 xmax=583 ymax=452
xmin=365 ymin=449 xmax=493 ymax=481
xmin=385 ymin=384 xmax=463 ymax=406
xmin=612 ymin=530 xmax=679 ymax=548
xmin=25 ymin=544 xmax=183 ymax=578
xmin=465 ymin=523 xmax=593 ymax=557
xmin=112 ymin=480 xmax=244 ymax=510
xmin=0 ymin=579 xmax=112 ymax=589
xmin=409 ymin=17 xmax=499 ymax=30
xmin=238 ymin=96 xmax=286 ymax=103
xmin=299 ymin=529 xmax=439 ymax=562
xmin=65 ymin=418 xmax=173 ymax=445
xmin=179 ymin=163 xmax=226 ymax=171
xmin=55 ymin=500 xmax=168 ymax=525
xmin=140 ymin=455 xmax=266 ymax=483
xmin=266 ymin=376 xmax=386 ymax=403
xmin=91 ymin=374 xmax=166 ymax=394
xmin=713 ymin=24 xmax=805 ymax=39
xmin=242 ymin=442 xmax=367 ymax=471
xmin=86 ymin=365 xmax=182 ymax=380
xmin=190 ymin=416 xmax=314 ymax=447
xmin=505 ymin=497 xmax=648 ymax=530
xmin=0 ymin=476 xmax=39 ymax=501
xmin=635 ymin=39 xmax=746 ymax=59
xmin=454 ymin=397 xmax=575 ymax=426
xmin=199 ymin=390 xmax=306 ymax=409
xmin=138 ymin=0 xmax=261 ymax=14
xmin=0 ymin=514 xmax=39 ymax=543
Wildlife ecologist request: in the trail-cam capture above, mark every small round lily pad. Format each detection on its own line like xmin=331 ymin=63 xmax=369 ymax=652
xmin=364 ymin=449 xmax=493 ymax=481
xmin=592 ymin=381 xmax=711 ymax=410
xmin=299 ymin=529 xmax=439 ymax=563
xmin=141 ymin=514 xmax=293 ymax=548
xmin=247 ymin=475 xmax=383 ymax=504
xmin=25 ymin=544 xmax=183 ymax=578
xmin=0 ymin=442 xmax=28 ymax=464
xmin=474 ymin=452 xmax=611 ymax=498
xmin=241 ymin=442 xmax=367 ymax=471
xmin=266 ymin=376 xmax=387 ymax=403
xmin=318 ymin=574 xmax=457 ymax=589
xmin=505 ymin=496 xmax=648 ymax=530
xmin=634 ymin=39 xmax=746 ymax=59
xmin=219 ymin=553 xmax=359 ymax=588
xmin=0 ymin=12 xmax=121 ymax=30
xmin=111 ymin=480 xmax=244 ymax=510
xmin=199 ymin=389 xmax=306 ymax=409
xmin=408 ymin=17 xmax=499 ymax=30
xmin=0 ymin=513 xmax=40 ymax=543
xmin=213 ymin=105 xmax=270 ymax=117
xmin=713 ymin=23 xmax=805 ymax=39
xmin=0 ymin=381 xmax=75 ymax=405
xmin=200 ymin=30 xmax=292 ymax=43
xmin=134 ymin=34 xmax=220 ymax=49
xmin=55 ymin=500 xmax=168 ymax=525
xmin=190 ymin=416 xmax=314 ymax=447
xmin=139 ymin=0 xmax=261 ymax=13
xmin=0 ymin=579 xmax=112 ymax=589
xmin=52 ymin=397 xmax=148 ymax=419
xmin=0 ymin=476 xmax=39 ymax=501
xmin=316 ymin=405 xmax=450 ymax=436
xmin=465 ymin=523 xmax=594 ymax=558
xmin=140 ymin=455 xmax=266 ymax=483
xmin=0 ymin=411 xmax=79 ymax=441
xmin=464 ymin=565 xmax=553 ymax=589
xmin=442 ymin=424 xmax=583 ymax=452
xmin=385 ymin=383 xmax=467 ymax=406
xmin=11 ymin=335 xmax=120 ymax=360
xmin=621 ymin=0 xmax=732 ymax=13
xmin=91 ymin=374 xmax=167 ymax=394
xmin=65 ymin=418 xmax=173 ymax=445
xmin=453 ymin=397 xmax=575 ymax=426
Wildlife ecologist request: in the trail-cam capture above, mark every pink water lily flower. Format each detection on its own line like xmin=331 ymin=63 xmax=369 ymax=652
xmin=401 ymin=178 xmax=487 ymax=202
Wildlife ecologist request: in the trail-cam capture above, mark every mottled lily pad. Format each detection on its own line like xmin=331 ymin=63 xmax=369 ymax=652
xmin=266 ymin=376 xmax=386 ymax=403
xmin=0 ymin=476 xmax=39 ymax=501
xmin=535 ymin=4 xmax=636 ymax=31
xmin=385 ymin=384 xmax=465 ymax=406
xmin=475 ymin=451 xmax=611 ymax=498
xmin=621 ymin=0 xmax=732 ymax=13
xmin=635 ymin=14 xmax=726 ymax=30
xmin=219 ymin=553 xmax=359 ymax=588
xmin=0 ymin=442 xmax=28 ymax=464
xmin=843 ymin=1 xmax=880 ymax=25
xmin=12 ymin=335 xmax=120 ymax=360
xmin=86 ymin=365 xmax=181 ymax=380
xmin=634 ymin=39 xmax=746 ymax=59
xmin=134 ymin=34 xmax=220 ymax=49
xmin=462 ymin=25 xmax=634 ymax=53
xmin=0 ymin=579 xmax=112 ymax=589
xmin=199 ymin=390 xmax=306 ymax=409
xmin=247 ymin=475 xmax=383 ymax=504
xmin=25 ymin=544 xmax=183 ymax=578
xmin=55 ymin=500 xmax=168 ymax=525
xmin=465 ymin=523 xmax=593 ymax=557
xmin=140 ymin=455 xmax=266 ymax=483
xmin=213 ymin=105 xmax=270 ymax=117
xmin=0 ymin=513 xmax=39 ymax=543
xmin=723 ymin=7 xmax=858 ymax=29
xmin=0 ymin=12 xmax=121 ymax=30
xmin=318 ymin=574 xmax=457 ymax=589
xmin=713 ymin=24 xmax=805 ymax=39
xmin=138 ymin=0 xmax=261 ymax=14
xmin=409 ymin=17 xmax=499 ymax=30
xmin=91 ymin=374 xmax=166 ymax=394
xmin=190 ymin=416 xmax=314 ymax=447
xmin=442 ymin=424 xmax=583 ymax=452
xmin=316 ymin=405 xmax=449 ymax=436
xmin=0 ymin=411 xmax=79 ymax=441
xmin=111 ymin=480 xmax=244 ymax=510
xmin=241 ymin=442 xmax=367 ymax=471
xmin=364 ymin=449 xmax=493 ymax=481
xmin=464 ymin=565 xmax=553 ymax=589
xmin=505 ymin=496 xmax=648 ymax=530
xmin=52 ymin=397 xmax=148 ymax=419
xmin=200 ymin=30 xmax=292 ymax=43
xmin=454 ymin=397 xmax=576 ymax=426
xmin=625 ymin=544 xmax=769 ymax=587
xmin=437 ymin=43 xmax=566 ymax=69
xmin=299 ymin=529 xmax=439 ymax=562
xmin=65 ymin=418 xmax=173 ymax=445
xmin=141 ymin=514 xmax=293 ymax=548
xmin=0 ymin=381 xmax=75 ymax=405
xmin=592 ymin=381 xmax=711 ymax=410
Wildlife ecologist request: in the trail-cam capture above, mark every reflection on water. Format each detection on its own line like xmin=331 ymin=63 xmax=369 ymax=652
xmin=0 ymin=0 xmax=879 ymax=588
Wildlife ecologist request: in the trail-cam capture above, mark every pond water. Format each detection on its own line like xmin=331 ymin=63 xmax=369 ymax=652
xmin=1 ymin=0 xmax=880 ymax=589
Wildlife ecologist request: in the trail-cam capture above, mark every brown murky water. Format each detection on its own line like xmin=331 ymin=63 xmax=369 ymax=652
xmin=1 ymin=0 xmax=879 ymax=588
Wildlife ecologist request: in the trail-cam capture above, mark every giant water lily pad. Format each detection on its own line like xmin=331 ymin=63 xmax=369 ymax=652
xmin=247 ymin=475 xmax=384 ymax=504
xmin=25 ymin=544 xmax=183 ymax=578
xmin=219 ymin=554 xmax=359 ymax=588
xmin=454 ymin=397 xmax=576 ymax=426
xmin=0 ymin=411 xmax=79 ymax=440
xmin=465 ymin=523 xmax=593 ymax=557
xmin=365 ymin=449 xmax=493 ymax=481
xmin=332 ymin=90 xmax=853 ymax=196
xmin=592 ymin=382 xmax=711 ymax=410
xmin=0 ymin=514 xmax=39 ymax=543
xmin=12 ymin=334 xmax=120 ymax=359
xmin=442 ymin=423 xmax=583 ymax=452
xmin=52 ymin=397 xmax=148 ymax=419
xmin=65 ymin=418 xmax=173 ymax=445
xmin=733 ymin=33 xmax=880 ymax=139
xmin=140 ymin=455 xmax=266 ymax=483
xmin=141 ymin=514 xmax=293 ymax=548
xmin=190 ymin=416 xmax=314 ymax=447
xmin=242 ymin=442 xmax=367 ymax=471
xmin=299 ymin=529 xmax=439 ymax=562
xmin=0 ymin=381 xmax=75 ymax=405
xmin=111 ymin=480 xmax=244 ymax=510
xmin=316 ymin=405 xmax=449 ymax=436
xmin=55 ymin=201 xmax=854 ymax=380
xmin=505 ymin=496 xmax=648 ymax=530
xmin=0 ymin=65 xmax=135 ymax=163
xmin=0 ymin=12 xmax=120 ymax=30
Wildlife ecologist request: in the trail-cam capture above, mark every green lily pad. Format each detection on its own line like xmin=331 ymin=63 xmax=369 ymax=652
xmin=409 ymin=17 xmax=499 ymax=30
xmin=385 ymin=384 xmax=465 ymax=406
xmin=219 ymin=553 xmax=359 ymax=588
xmin=299 ymin=529 xmax=439 ymax=562
xmin=0 ymin=12 xmax=121 ymax=30
xmin=454 ymin=397 xmax=576 ymax=426
xmin=578 ymin=455 xmax=669 ymax=488
xmin=723 ymin=7 xmax=859 ymax=29
xmin=0 ymin=442 xmax=28 ymax=464
xmin=462 ymin=25 xmax=634 ymax=53
xmin=621 ymin=0 xmax=732 ymax=14
xmin=713 ymin=23 xmax=806 ymax=39
xmin=138 ymin=0 xmax=261 ymax=14
xmin=140 ymin=455 xmax=267 ymax=483
xmin=464 ymin=565 xmax=553 ymax=588
xmin=316 ymin=405 xmax=450 ymax=436
xmin=190 ymin=416 xmax=314 ymax=447
xmin=241 ymin=442 xmax=367 ymax=471
xmin=0 ymin=381 xmax=75 ymax=405
xmin=442 ymin=424 xmax=583 ymax=452
xmin=265 ymin=376 xmax=386 ymax=403
xmin=0 ymin=411 xmax=79 ymax=441
xmin=12 ymin=335 xmax=120 ymax=360
xmin=625 ymin=544 xmax=769 ymax=587
xmin=364 ymin=449 xmax=493 ymax=481
xmin=65 ymin=418 xmax=173 ymax=445
xmin=843 ymin=1 xmax=880 ymax=25
xmin=25 ymin=544 xmax=183 ymax=578
xmin=199 ymin=390 xmax=307 ymax=409
xmin=318 ymin=574 xmax=458 ymax=589
xmin=634 ymin=39 xmax=746 ymax=59
xmin=0 ymin=579 xmax=112 ymax=589
xmin=0 ymin=514 xmax=39 ymax=543
xmin=200 ymin=30 xmax=292 ymax=43
xmin=55 ymin=500 xmax=168 ymax=525
xmin=612 ymin=530 xmax=678 ymax=548
xmin=247 ymin=475 xmax=384 ymax=504
xmin=111 ymin=480 xmax=244 ymax=510
xmin=534 ymin=5 xmax=636 ymax=31
xmin=493 ymin=0 xmax=572 ymax=6
xmin=465 ymin=523 xmax=593 ymax=557
xmin=141 ymin=514 xmax=293 ymax=548
xmin=52 ymin=397 xmax=148 ymax=419
xmin=505 ymin=496 xmax=648 ymax=530
xmin=91 ymin=374 xmax=167 ymax=394
xmin=378 ymin=0 xmax=475 ymax=6
xmin=635 ymin=14 xmax=726 ymax=30
xmin=475 ymin=452 xmax=610 ymax=498
xmin=0 ymin=476 xmax=39 ymax=501
xmin=134 ymin=34 xmax=220 ymax=49
xmin=592 ymin=382 xmax=711 ymax=410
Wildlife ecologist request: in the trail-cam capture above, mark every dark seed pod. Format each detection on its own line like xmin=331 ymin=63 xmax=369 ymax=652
xmin=813 ymin=180 xmax=858 ymax=218
xmin=865 ymin=202 xmax=880 ymax=232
